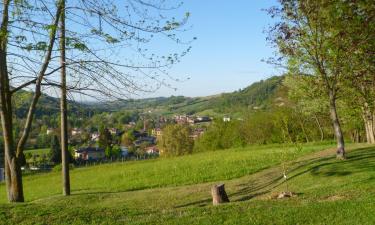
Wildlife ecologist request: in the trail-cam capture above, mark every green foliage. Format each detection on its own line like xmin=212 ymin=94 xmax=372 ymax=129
xmin=158 ymin=124 xmax=193 ymax=157
xmin=52 ymin=163 xmax=75 ymax=172
xmin=121 ymin=130 xmax=136 ymax=146
xmin=98 ymin=127 xmax=112 ymax=149
xmin=49 ymin=135 xmax=61 ymax=164
xmin=194 ymin=119 xmax=244 ymax=152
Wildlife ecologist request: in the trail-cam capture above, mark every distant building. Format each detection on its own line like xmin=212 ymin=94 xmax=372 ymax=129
xmin=46 ymin=128 xmax=54 ymax=135
xmin=91 ymin=132 xmax=100 ymax=142
xmin=109 ymin=128 xmax=119 ymax=135
xmin=134 ymin=136 xmax=156 ymax=146
xmin=71 ymin=128 xmax=82 ymax=136
xmin=151 ymin=128 xmax=163 ymax=138
xmin=145 ymin=146 xmax=159 ymax=155
xmin=74 ymin=147 xmax=105 ymax=161
xmin=190 ymin=128 xmax=205 ymax=140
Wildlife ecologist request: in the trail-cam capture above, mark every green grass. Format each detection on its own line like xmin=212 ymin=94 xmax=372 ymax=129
xmin=24 ymin=148 xmax=49 ymax=156
xmin=0 ymin=142 xmax=332 ymax=203
xmin=1 ymin=143 xmax=374 ymax=224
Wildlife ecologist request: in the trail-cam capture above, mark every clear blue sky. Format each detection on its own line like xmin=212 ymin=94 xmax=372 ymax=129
xmin=141 ymin=0 xmax=281 ymax=98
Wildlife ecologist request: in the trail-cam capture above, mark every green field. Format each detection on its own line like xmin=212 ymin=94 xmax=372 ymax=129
xmin=1 ymin=143 xmax=374 ymax=224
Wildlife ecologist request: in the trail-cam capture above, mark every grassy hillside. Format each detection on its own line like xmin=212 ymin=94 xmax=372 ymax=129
xmin=0 ymin=142 xmax=331 ymax=203
xmin=1 ymin=143 xmax=375 ymax=224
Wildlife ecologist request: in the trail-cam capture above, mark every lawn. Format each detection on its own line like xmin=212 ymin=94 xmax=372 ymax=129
xmin=0 ymin=142 xmax=333 ymax=202
xmin=1 ymin=143 xmax=374 ymax=224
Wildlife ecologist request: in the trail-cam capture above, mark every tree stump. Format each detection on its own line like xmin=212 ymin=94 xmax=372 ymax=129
xmin=211 ymin=184 xmax=230 ymax=205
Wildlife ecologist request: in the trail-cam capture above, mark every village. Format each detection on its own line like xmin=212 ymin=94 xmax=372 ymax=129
xmin=5 ymin=114 xmax=223 ymax=174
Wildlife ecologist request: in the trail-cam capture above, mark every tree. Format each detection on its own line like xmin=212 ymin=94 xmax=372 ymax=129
xmin=2 ymin=0 xmax=191 ymax=202
xmin=98 ymin=127 xmax=112 ymax=149
xmin=0 ymin=1 xmax=64 ymax=202
xmin=59 ymin=0 xmax=70 ymax=196
xmin=158 ymin=124 xmax=193 ymax=157
xmin=268 ymin=0 xmax=352 ymax=159
xmin=121 ymin=130 xmax=136 ymax=146
xmin=49 ymin=135 xmax=61 ymax=164
xmin=337 ymin=1 xmax=375 ymax=144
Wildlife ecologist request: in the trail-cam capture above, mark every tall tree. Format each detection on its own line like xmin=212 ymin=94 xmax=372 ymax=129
xmin=0 ymin=0 xmax=63 ymax=202
xmin=268 ymin=0 xmax=352 ymax=159
xmin=59 ymin=0 xmax=70 ymax=196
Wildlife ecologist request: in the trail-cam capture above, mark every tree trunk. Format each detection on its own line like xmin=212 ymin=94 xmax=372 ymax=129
xmin=328 ymin=90 xmax=345 ymax=159
xmin=361 ymin=103 xmax=375 ymax=144
xmin=314 ymin=115 xmax=324 ymax=141
xmin=0 ymin=0 xmax=24 ymax=202
xmin=60 ymin=0 xmax=71 ymax=196
xmin=211 ymin=184 xmax=230 ymax=205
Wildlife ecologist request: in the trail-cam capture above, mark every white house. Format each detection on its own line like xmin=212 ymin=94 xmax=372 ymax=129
xmin=91 ymin=132 xmax=100 ymax=141
xmin=71 ymin=128 xmax=82 ymax=136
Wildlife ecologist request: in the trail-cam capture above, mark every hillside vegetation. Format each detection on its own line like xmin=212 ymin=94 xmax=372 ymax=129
xmin=1 ymin=143 xmax=374 ymax=224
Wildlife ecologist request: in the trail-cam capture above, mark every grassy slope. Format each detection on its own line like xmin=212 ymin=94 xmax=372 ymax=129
xmin=1 ymin=143 xmax=374 ymax=224
xmin=0 ymin=143 xmax=332 ymax=203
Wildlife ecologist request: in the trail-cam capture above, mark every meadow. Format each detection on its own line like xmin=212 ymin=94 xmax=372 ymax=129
xmin=1 ymin=142 xmax=374 ymax=224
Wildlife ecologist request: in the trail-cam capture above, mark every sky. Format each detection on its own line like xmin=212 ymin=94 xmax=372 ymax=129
xmin=139 ymin=0 xmax=281 ymax=98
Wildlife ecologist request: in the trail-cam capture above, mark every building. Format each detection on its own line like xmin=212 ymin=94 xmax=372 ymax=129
xmin=46 ymin=128 xmax=54 ymax=135
xmin=223 ymin=115 xmax=231 ymax=122
xmin=151 ymin=128 xmax=163 ymax=138
xmin=71 ymin=128 xmax=82 ymax=136
xmin=190 ymin=128 xmax=206 ymax=140
xmin=74 ymin=147 xmax=105 ymax=161
xmin=145 ymin=146 xmax=159 ymax=155
xmin=109 ymin=128 xmax=119 ymax=135
xmin=91 ymin=132 xmax=100 ymax=142
xmin=134 ymin=136 xmax=156 ymax=146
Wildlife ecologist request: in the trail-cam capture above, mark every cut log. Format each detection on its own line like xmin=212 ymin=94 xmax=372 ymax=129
xmin=211 ymin=184 xmax=230 ymax=205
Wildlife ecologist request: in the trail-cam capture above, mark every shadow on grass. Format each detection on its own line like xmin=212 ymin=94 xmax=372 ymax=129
xmin=72 ymin=146 xmax=375 ymax=209
xmin=219 ymin=146 xmax=375 ymax=205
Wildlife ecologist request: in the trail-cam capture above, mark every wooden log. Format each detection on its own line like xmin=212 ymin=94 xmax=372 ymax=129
xmin=211 ymin=184 xmax=230 ymax=205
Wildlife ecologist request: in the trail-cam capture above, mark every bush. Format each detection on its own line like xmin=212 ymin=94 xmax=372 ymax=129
xmin=52 ymin=163 xmax=75 ymax=172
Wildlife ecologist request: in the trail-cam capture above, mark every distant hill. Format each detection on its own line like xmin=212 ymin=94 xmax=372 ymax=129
xmin=14 ymin=75 xmax=286 ymax=119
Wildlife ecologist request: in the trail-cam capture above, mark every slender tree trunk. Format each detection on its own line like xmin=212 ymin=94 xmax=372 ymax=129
xmin=314 ymin=115 xmax=324 ymax=141
xmin=60 ymin=0 xmax=70 ymax=196
xmin=361 ymin=103 xmax=375 ymax=144
xmin=298 ymin=119 xmax=309 ymax=142
xmin=328 ymin=90 xmax=345 ymax=159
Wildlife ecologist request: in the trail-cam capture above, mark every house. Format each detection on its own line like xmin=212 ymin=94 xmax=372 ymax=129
xmin=223 ymin=115 xmax=231 ymax=122
xmin=151 ymin=128 xmax=163 ymax=138
xmin=91 ymin=132 xmax=100 ymax=142
xmin=145 ymin=146 xmax=159 ymax=155
xmin=134 ymin=136 xmax=156 ymax=146
xmin=74 ymin=147 xmax=105 ymax=161
xmin=71 ymin=128 xmax=82 ymax=136
xmin=46 ymin=128 xmax=54 ymax=135
xmin=190 ymin=128 xmax=205 ymax=140
xmin=0 ymin=168 xmax=4 ymax=182
xmin=109 ymin=128 xmax=119 ymax=135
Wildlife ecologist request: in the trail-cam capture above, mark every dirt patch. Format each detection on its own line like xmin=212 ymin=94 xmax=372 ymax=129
xmin=320 ymin=195 xmax=345 ymax=202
